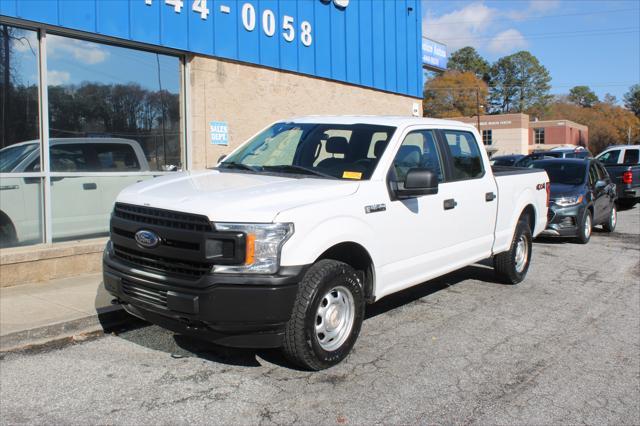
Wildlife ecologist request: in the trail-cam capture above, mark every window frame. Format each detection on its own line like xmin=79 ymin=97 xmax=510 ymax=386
xmin=0 ymin=19 xmax=190 ymax=245
xmin=534 ymin=128 xmax=545 ymax=145
xmin=436 ymin=129 xmax=486 ymax=182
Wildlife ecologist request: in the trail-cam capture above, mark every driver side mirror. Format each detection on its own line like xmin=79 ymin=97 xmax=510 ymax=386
xmin=394 ymin=168 xmax=439 ymax=199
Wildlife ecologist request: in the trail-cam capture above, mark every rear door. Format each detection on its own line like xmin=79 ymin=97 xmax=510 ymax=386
xmin=588 ymin=161 xmax=609 ymax=223
xmin=437 ymin=129 xmax=498 ymax=262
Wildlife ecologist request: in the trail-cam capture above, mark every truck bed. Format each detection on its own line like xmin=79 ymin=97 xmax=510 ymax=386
xmin=492 ymin=165 xmax=544 ymax=176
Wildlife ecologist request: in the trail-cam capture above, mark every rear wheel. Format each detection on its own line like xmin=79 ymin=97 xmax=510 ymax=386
xmin=283 ymin=259 xmax=364 ymax=370
xmin=494 ymin=219 xmax=532 ymax=284
xmin=602 ymin=205 xmax=617 ymax=232
xmin=0 ymin=216 xmax=17 ymax=248
xmin=575 ymin=210 xmax=592 ymax=244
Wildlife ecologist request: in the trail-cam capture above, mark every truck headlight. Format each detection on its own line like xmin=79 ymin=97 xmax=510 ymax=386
xmin=212 ymin=222 xmax=294 ymax=274
xmin=553 ymin=195 xmax=583 ymax=207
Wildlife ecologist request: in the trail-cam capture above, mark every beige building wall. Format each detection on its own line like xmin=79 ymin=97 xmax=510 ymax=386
xmin=189 ymin=56 xmax=419 ymax=170
xmin=492 ymin=128 xmax=530 ymax=155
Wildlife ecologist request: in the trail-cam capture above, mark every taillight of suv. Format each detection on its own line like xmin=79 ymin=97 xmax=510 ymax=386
xmin=622 ymin=169 xmax=633 ymax=184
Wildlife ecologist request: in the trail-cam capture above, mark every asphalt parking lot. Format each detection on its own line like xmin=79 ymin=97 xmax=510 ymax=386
xmin=1 ymin=208 xmax=639 ymax=425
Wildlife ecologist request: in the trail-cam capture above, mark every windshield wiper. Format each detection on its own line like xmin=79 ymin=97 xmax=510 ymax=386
xmin=263 ymin=165 xmax=338 ymax=179
xmin=218 ymin=162 xmax=261 ymax=172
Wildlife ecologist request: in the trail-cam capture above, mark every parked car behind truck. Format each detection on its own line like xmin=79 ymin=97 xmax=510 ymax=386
xmin=103 ymin=116 xmax=549 ymax=370
xmin=596 ymin=145 xmax=640 ymax=209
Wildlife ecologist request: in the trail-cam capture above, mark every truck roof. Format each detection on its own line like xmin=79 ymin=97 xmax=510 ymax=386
xmin=284 ymin=115 xmax=477 ymax=129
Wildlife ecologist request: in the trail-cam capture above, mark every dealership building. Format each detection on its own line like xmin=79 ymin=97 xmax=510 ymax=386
xmin=0 ymin=0 xmax=431 ymax=285
xmin=454 ymin=113 xmax=589 ymax=156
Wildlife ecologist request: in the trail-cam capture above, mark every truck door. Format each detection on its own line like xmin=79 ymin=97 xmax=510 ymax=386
xmin=437 ymin=129 xmax=498 ymax=262
xmin=379 ymin=129 xmax=455 ymax=292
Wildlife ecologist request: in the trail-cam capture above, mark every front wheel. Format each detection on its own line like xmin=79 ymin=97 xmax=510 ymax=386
xmin=575 ymin=210 xmax=593 ymax=244
xmin=602 ymin=205 xmax=617 ymax=233
xmin=283 ymin=259 xmax=364 ymax=370
xmin=494 ymin=219 xmax=532 ymax=284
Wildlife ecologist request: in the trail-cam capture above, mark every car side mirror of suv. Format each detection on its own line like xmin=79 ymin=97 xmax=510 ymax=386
xmin=595 ymin=179 xmax=607 ymax=190
xmin=394 ymin=168 xmax=439 ymax=199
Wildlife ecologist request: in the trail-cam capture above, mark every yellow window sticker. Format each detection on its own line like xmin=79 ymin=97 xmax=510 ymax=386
xmin=342 ymin=171 xmax=362 ymax=180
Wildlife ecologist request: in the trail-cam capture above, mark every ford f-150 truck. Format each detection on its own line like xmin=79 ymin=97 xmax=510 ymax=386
xmin=103 ymin=116 xmax=549 ymax=370
xmin=596 ymin=145 xmax=640 ymax=209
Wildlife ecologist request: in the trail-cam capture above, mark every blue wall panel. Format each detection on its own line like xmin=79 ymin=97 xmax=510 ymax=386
xmin=357 ymin=0 xmax=372 ymax=89
xmin=59 ymin=0 xmax=96 ymax=33
xmin=344 ymin=2 xmax=359 ymax=85
xmin=1 ymin=0 xmax=423 ymax=98
xmin=278 ymin=0 xmax=297 ymax=72
xmin=0 ymin=0 xmax=17 ymax=18
xmin=296 ymin=0 xmax=314 ymax=76
xmin=214 ymin=0 xmax=238 ymax=59
xmin=395 ymin=0 xmax=407 ymax=95
xmin=371 ymin=2 xmax=385 ymax=91
xmin=313 ymin=0 xmax=331 ymax=79
xmin=129 ymin=0 xmax=160 ymax=46
xmin=96 ymin=0 xmax=129 ymax=40
xmin=383 ymin=0 xmax=396 ymax=93
xmin=329 ymin=5 xmax=345 ymax=82
xmin=237 ymin=0 xmax=260 ymax=64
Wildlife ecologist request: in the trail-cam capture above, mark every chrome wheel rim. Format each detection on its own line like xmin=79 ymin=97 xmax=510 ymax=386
xmin=584 ymin=214 xmax=592 ymax=238
xmin=315 ymin=286 xmax=355 ymax=351
xmin=514 ymin=235 xmax=528 ymax=273
xmin=610 ymin=207 xmax=617 ymax=228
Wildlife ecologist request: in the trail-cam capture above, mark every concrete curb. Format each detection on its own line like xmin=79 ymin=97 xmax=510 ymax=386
xmin=0 ymin=305 xmax=133 ymax=353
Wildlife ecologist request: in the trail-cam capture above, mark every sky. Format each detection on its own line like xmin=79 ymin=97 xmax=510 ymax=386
xmin=422 ymin=0 xmax=640 ymax=103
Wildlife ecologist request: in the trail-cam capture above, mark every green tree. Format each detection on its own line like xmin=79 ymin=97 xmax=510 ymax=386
xmin=602 ymin=93 xmax=618 ymax=106
xmin=568 ymin=85 xmax=599 ymax=107
xmin=488 ymin=51 xmax=552 ymax=116
xmin=623 ymin=84 xmax=640 ymax=117
xmin=423 ymin=71 xmax=488 ymax=118
xmin=447 ymin=47 xmax=490 ymax=82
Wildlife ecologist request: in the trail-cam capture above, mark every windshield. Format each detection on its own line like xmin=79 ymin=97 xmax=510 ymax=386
xmin=220 ymin=122 xmax=396 ymax=180
xmin=534 ymin=161 xmax=587 ymax=185
xmin=0 ymin=143 xmax=38 ymax=173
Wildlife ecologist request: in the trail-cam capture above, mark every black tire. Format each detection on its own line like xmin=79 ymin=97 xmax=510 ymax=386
xmin=602 ymin=204 xmax=617 ymax=233
xmin=0 ymin=216 xmax=17 ymax=248
xmin=283 ymin=259 xmax=365 ymax=371
xmin=494 ymin=219 xmax=532 ymax=284
xmin=616 ymin=199 xmax=637 ymax=210
xmin=575 ymin=210 xmax=593 ymax=244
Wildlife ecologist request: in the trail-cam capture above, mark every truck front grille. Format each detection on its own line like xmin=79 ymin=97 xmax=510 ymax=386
xmin=113 ymin=244 xmax=211 ymax=278
xmin=121 ymin=280 xmax=167 ymax=308
xmin=113 ymin=203 xmax=212 ymax=232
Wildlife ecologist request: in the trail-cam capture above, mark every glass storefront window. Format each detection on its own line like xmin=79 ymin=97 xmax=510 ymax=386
xmin=0 ymin=25 xmax=43 ymax=247
xmin=45 ymin=34 xmax=184 ymax=241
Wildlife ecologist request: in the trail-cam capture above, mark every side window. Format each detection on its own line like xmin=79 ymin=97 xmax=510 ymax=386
xmin=598 ymin=150 xmax=620 ymax=164
xmin=94 ymin=144 xmax=140 ymax=171
xmin=623 ymin=149 xmax=639 ymax=164
xmin=50 ymin=145 xmax=89 ymax=172
xmin=596 ymin=163 xmax=608 ymax=180
xmin=588 ymin=164 xmax=599 ymax=186
xmin=392 ymin=130 xmax=443 ymax=182
xmin=441 ymin=130 xmax=484 ymax=180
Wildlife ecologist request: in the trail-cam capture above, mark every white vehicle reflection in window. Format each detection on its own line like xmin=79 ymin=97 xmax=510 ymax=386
xmin=0 ymin=138 xmax=152 ymax=246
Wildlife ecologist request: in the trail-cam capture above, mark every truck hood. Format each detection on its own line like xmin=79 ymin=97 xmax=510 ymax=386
xmin=116 ymin=170 xmax=359 ymax=222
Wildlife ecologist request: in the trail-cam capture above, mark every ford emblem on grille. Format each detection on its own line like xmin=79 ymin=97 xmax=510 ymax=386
xmin=134 ymin=229 xmax=160 ymax=248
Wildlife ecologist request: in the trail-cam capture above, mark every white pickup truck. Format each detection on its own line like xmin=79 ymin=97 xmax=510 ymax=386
xmin=103 ymin=116 xmax=549 ymax=370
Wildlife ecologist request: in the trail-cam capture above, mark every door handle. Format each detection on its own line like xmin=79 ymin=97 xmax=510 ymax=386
xmin=485 ymin=192 xmax=496 ymax=202
xmin=443 ymin=199 xmax=457 ymax=210
xmin=83 ymin=183 xmax=97 ymax=190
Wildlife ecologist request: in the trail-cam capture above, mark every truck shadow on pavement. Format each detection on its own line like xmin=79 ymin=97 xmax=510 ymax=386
xmin=103 ymin=262 xmax=504 ymax=370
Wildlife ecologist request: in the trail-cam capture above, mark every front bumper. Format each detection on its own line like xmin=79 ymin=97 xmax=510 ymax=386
xmin=103 ymin=243 xmax=307 ymax=348
xmin=541 ymin=203 xmax=585 ymax=237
